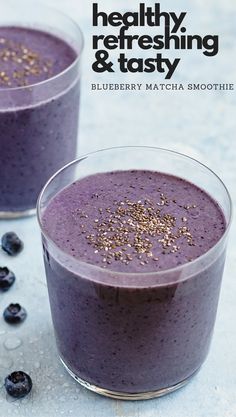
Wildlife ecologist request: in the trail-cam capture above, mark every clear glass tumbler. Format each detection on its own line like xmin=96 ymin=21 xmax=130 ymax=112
xmin=37 ymin=147 xmax=232 ymax=400
xmin=0 ymin=1 xmax=83 ymax=218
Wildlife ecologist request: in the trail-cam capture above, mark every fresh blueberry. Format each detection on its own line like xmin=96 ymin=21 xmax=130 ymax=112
xmin=3 ymin=303 xmax=27 ymax=324
xmin=1 ymin=232 xmax=24 ymax=256
xmin=4 ymin=371 xmax=32 ymax=399
xmin=0 ymin=267 xmax=16 ymax=291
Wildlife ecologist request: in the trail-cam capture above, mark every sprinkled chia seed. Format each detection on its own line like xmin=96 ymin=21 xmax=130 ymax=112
xmin=0 ymin=36 xmax=54 ymax=87
xmin=83 ymin=195 xmax=196 ymax=267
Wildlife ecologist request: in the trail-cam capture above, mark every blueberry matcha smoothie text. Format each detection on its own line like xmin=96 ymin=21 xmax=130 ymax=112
xmin=0 ymin=27 xmax=80 ymax=213
xmin=42 ymin=170 xmax=226 ymax=393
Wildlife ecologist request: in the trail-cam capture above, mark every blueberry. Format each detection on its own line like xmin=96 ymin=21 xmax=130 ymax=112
xmin=1 ymin=232 xmax=24 ymax=256
xmin=0 ymin=267 xmax=16 ymax=291
xmin=4 ymin=371 xmax=32 ymax=399
xmin=3 ymin=303 xmax=27 ymax=324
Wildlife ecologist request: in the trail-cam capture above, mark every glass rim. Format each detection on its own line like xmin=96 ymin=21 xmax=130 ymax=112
xmin=0 ymin=1 xmax=84 ymax=93
xmin=37 ymin=146 xmax=233 ymax=279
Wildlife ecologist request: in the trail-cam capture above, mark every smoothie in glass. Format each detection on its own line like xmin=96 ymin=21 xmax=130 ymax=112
xmin=38 ymin=147 xmax=231 ymax=400
xmin=0 ymin=4 xmax=83 ymax=217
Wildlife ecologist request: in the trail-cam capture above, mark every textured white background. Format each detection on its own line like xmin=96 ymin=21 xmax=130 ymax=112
xmin=0 ymin=0 xmax=236 ymax=416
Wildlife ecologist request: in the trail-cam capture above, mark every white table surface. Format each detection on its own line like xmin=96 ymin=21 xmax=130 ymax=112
xmin=0 ymin=0 xmax=236 ymax=416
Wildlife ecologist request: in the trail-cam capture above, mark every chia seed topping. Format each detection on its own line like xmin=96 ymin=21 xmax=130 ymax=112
xmin=42 ymin=170 xmax=226 ymax=273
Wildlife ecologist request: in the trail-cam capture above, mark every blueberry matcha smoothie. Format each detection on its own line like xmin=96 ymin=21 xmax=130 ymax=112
xmin=0 ymin=27 xmax=80 ymax=214
xmin=42 ymin=170 xmax=226 ymax=395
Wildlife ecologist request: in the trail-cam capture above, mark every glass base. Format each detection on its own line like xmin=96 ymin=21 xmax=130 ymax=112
xmin=0 ymin=208 xmax=36 ymax=219
xmin=60 ymin=357 xmax=198 ymax=400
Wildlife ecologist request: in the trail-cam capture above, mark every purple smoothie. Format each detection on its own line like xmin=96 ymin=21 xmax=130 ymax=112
xmin=42 ymin=170 xmax=226 ymax=394
xmin=0 ymin=27 xmax=80 ymax=214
